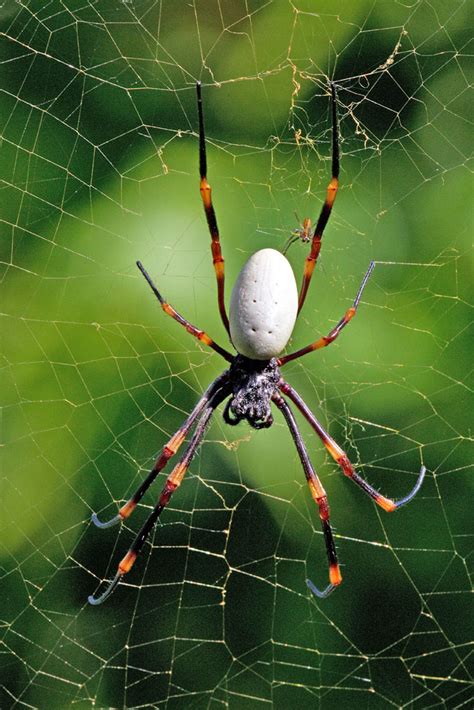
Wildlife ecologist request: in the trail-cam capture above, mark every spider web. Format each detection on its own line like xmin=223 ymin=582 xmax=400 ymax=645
xmin=1 ymin=1 xmax=472 ymax=708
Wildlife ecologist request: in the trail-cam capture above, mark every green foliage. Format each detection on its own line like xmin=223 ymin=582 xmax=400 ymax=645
xmin=1 ymin=1 xmax=471 ymax=707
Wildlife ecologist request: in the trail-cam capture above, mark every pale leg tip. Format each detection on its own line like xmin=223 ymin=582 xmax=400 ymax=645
xmin=91 ymin=511 xmax=122 ymax=529
xmin=306 ymin=578 xmax=338 ymax=599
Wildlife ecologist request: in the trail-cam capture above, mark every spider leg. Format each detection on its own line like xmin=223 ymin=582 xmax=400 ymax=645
xmin=279 ymin=380 xmax=426 ymax=512
xmin=298 ymin=82 xmax=339 ymax=314
xmin=88 ymin=385 xmax=230 ymax=605
xmin=279 ymin=261 xmax=374 ymax=366
xmin=137 ymin=260 xmax=233 ymax=362
xmin=272 ymin=392 xmax=342 ymax=599
xmin=283 ymin=233 xmax=303 ymax=256
xmin=196 ymin=82 xmax=230 ymax=334
xmin=91 ymin=373 xmax=230 ymax=529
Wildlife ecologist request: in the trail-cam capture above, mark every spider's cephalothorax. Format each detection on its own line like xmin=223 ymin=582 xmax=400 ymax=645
xmin=224 ymin=355 xmax=280 ymax=429
xmin=88 ymin=81 xmax=426 ymax=606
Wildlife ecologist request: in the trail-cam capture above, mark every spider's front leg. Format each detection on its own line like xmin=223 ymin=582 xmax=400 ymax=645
xmin=279 ymin=380 xmax=426 ymax=512
xmin=91 ymin=373 xmax=230 ymax=529
xmin=273 ymin=392 xmax=342 ymax=598
xmin=88 ymin=384 xmax=230 ymax=605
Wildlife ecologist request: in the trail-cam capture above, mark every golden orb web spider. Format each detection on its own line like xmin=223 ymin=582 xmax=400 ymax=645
xmin=88 ymin=81 xmax=426 ymax=606
xmin=282 ymin=214 xmax=313 ymax=255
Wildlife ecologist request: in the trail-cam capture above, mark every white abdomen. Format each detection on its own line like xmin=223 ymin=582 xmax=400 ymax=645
xmin=229 ymin=248 xmax=298 ymax=360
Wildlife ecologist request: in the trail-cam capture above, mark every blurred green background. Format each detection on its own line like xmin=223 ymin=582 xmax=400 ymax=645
xmin=1 ymin=1 xmax=472 ymax=708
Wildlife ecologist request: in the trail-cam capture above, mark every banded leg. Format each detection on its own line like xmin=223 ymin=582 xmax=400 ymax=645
xmin=91 ymin=373 xmax=230 ymax=529
xmin=137 ymin=260 xmax=233 ymax=362
xmin=196 ymin=82 xmax=230 ymax=333
xmin=279 ymin=380 xmax=426 ymax=512
xmin=279 ymin=261 xmax=374 ymax=366
xmin=88 ymin=386 xmax=229 ymax=605
xmin=273 ymin=392 xmax=342 ymax=599
xmin=298 ymin=82 xmax=340 ymax=314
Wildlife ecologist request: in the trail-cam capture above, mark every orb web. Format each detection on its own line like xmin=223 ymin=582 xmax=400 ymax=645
xmin=1 ymin=1 xmax=472 ymax=707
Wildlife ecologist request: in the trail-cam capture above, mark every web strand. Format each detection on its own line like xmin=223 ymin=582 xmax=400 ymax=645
xmin=2 ymin=2 xmax=471 ymax=708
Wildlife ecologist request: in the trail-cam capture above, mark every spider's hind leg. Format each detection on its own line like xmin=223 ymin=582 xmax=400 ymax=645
xmin=298 ymin=82 xmax=340 ymax=314
xmin=137 ymin=260 xmax=233 ymax=362
xmin=196 ymin=82 xmax=229 ymax=333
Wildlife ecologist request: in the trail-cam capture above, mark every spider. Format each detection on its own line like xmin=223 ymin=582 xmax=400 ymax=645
xmin=283 ymin=214 xmax=313 ymax=255
xmin=88 ymin=81 xmax=426 ymax=605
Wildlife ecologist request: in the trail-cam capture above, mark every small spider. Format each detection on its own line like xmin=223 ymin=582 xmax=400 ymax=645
xmin=88 ymin=82 xmax=425 ymax=605
xmin=283 ymin=214 xmax=313 ymax=255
